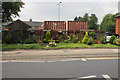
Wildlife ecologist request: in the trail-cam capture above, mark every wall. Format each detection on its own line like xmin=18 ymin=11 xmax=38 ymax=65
xmin=116 ymin=17 xmax=120 ymax=36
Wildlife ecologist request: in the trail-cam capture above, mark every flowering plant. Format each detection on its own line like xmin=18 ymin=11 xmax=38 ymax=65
xmin=73 ymin=30 xmax=76 ymax=35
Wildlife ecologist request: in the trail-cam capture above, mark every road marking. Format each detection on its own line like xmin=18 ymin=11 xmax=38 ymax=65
xmin=9 ymin=60 xmax=46 ymax=63
xmin=47 ymin=61 xmax=57 ymax=63
xmin=0 ymin=61 xmax=9 ymax=63
xmin=78 ymin=75 xmax=96 ymax=79
xmin=60 ymin=60 xmax=70 ymax=62
xmin=81 ymin=58 xmax=87 ymax=62
xmin=102 ymin=75 xmax=112 ymax=80
xmin=87 ymin=57 xmax=120 ymax=60
xmin=67 ymin=75 xmax=96 ymax=80
xmin=70 ymin=59 xmax=80 ymax=61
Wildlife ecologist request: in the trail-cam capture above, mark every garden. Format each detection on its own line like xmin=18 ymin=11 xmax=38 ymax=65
xmin=2 ymin=30 xmax=120 ymax=50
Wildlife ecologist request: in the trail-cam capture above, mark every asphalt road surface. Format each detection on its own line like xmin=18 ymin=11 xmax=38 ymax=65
xmin=2 ymin=59 xmax=119 ymax=80
xmin=2 ymin=49 xmax=119 ymax=60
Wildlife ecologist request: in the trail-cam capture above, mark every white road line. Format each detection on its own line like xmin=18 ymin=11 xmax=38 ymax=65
xmin=0 ymin=61 xmax=9 ymax=63
xmin=78 ymin=75 xmax=96 ymax=79
xmin=70 ymin=59 xmax=80 ymax=61
xmin=102 ymin=75 xmax=113 ymax=80
xmin=47 ymin=61 xmax=57 ymax=63
xmin=81 ymin=58 xmax=87 ymax=62
xmin=60 ymin=60 xmax=70 ymax=62
xmin=67 ymin=75 xmax=96 ymax=80
xmin=9 ymin=60 xmax=46 ymax=63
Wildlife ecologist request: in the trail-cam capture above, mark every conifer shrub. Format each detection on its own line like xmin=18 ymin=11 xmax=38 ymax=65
xmin=44 ymin=31 xmax=51 ymax=43
xmin=82 ymin=32 xmax=89 ymax=44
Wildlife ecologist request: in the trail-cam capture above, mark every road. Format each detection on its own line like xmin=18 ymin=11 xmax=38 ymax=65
xmin=2 ymin=59 xmax=119 ymax=80
xmin=2 ymin=49 xmax=119 ymax=60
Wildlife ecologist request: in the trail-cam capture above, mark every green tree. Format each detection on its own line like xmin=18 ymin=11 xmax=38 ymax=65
xmin=83 ymin=13 xmax=89 ymax=21
xmin=29 ymin=18 xmax=32 ymax=22
xmin=100 ymin=13 xmax=118 ymax=33
xmin=88 ymin=14 xmax=98 ymax=30
xmin=74 ymin=16 xmax=78 ymax=21
xmin=73 ymin=13 xmax=98 ymax=30
xmin=2 ymin=2 xmax=25 ymax=23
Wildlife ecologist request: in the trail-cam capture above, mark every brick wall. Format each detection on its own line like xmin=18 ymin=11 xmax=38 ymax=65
xmin=116 ymin=17 xmax=120 ymax=36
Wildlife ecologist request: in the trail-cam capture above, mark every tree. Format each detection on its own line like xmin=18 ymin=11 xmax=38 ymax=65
xmin=73 ymin=13 xmax=98 ymax=30
xmin=2 ymin=2 xmax=25 ymax=23
xmin=106 ymin=20 xmax=115 ymax=33
xmin=29 ymin=18 xmax=32 ymax=22
xmin=74 ymin=16 xmax=78 ymax=21
xmin=100 ymin=13 xmax=118 ymax=33
xmin=88 ymin=14 xmax=98 ymax=30
xmin=83 ymin=13 xmax=89 ymax=21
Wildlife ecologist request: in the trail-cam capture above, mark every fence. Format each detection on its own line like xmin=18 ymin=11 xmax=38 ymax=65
xmin=43 ymin=21 xmax=88 ymax=31
xmin=2 ymin=30 xmax=105 ymax=44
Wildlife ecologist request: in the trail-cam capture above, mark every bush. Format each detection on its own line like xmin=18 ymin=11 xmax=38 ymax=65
xmin=116 ymin=39 xmax=120 ymax=46
xmin=110 ymin=35 xmax=117 ymax=44
xmin=64 ymin=40 xmax=69 ymax=43
xmin=72 ymin=35 xmax=78 ymax=43
xmin=90 ymin=32 xmax=96 ymax=38
xmin=67 ymin=36 xmax=71 ymax=41
xmin=24 ymin=38 xmax=36 ymax=44
xmin=113 ymin=38 xmax=117 ymax=45
xmin=4 ymin=35 xmax=10 ymax=44
xmin=49 ymin=39 xmax=56 ymax=47
xmin=87 ymin=37 xmax=95 ymax=45
xmin=100 ymin=35 xmax=106 ymax=44
xmin=82 ymin=32 xmax=89 ymax=44
xmin=44 ymin=31 xmax=51 ymax=43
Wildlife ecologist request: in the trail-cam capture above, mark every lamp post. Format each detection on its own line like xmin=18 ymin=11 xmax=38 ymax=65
xmin=57 ymin=2 xmax=62 ymax=21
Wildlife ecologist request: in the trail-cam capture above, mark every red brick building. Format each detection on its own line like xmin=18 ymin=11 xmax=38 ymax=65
xmin=116 ymin=13 xmax=120 ymax=36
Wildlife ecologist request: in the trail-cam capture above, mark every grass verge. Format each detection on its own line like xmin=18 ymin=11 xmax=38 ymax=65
xmin=2 ymin=43 xmax=119 ymax=50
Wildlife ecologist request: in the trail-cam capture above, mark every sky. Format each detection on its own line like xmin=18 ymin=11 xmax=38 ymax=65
xmin=14 ymin=0 xmax=120 ymax=24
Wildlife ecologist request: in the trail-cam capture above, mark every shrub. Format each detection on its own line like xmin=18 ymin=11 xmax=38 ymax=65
xmin=24 ymin=38 xmax=36 ymax=44
xmin=77 ymin=41 xmax=81 ymax=43
xmin=90 ymin=32 xmax=96 ymax=38
xmin=100 ymin=35 xmax=106 ymax=44
xmin=82 ymin=32 xmax=89 ymax=44
xmin=44 ymin=31 xmax=51 ymax=43
xmin=4 ymin=35 xmax=10 ymax=44
xmin=113 ymin=38 xmax=117 ymax=45
xmin=64 ymin=40 xmax=69 ymax=43
xmin=49 ymin=38 xmax=56 ymax=47
xmin=67 ymin=36 xmax=71 ymax=41
xmin=116 ymin=39 xmax=120 ymax=46
xmin=87 ymin=37 xmax=95 ymax=45
xmin=72 ymin=35 xmax=78 ymax=43
xmin=110 ymin=35 xmax=117 ymax=44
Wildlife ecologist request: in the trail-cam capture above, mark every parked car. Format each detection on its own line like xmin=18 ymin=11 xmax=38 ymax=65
xmin=106 ymin=32 xmax=119 ymax=42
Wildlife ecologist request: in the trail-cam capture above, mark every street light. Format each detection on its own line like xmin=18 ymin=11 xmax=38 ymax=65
xmin=57 ymin=2 xmax=62 ymax=21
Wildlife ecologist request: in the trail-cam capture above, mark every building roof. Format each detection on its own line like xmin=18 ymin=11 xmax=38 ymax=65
xmin=24 ymin=21 xmax=43 ymax=27
xmin=116 ymin=13 xmax=120 ymax=18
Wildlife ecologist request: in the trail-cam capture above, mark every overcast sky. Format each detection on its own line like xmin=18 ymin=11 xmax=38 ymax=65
xmin=14 ymin=0 xmax=120 ymax=24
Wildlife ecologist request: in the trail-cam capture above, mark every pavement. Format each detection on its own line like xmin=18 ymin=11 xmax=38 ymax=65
xmin=2 ymin=49 xmax=119 ymax=61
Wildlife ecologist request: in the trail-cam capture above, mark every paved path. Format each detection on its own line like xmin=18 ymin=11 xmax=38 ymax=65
xmin=2 ymin=49 xmax=119 ymax=60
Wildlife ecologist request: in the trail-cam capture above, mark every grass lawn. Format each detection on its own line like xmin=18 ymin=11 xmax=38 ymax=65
xmin=2 ymin=43 xmax=119 ymax=50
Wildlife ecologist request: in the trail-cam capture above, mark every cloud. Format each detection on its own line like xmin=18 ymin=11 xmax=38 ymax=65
xmin=14 ymin=1 xmax=118 ymax=24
